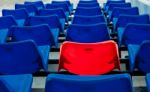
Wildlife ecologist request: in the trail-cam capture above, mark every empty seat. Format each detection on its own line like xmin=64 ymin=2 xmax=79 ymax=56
xmin=116 ymin=15 xmax=150 ymax=46
xmin=25 ymin=16 xmax=61 ymax=47
xmin=0 ymin=74 xmax=32 ymax=92
xmin=79 ymin=0 xmax=98 ymax=3
xmin=45 ymin=73 xmax=132 ymax=92
xmin=104 ymin=0 xmax=125 ymax=10
xmin=2 ymin=9 xmax=29 ymax=26
xmin=122 ymin=24 xmax=150 ymax=46
xmin=75 ymin=7 xmax=102 ymax=16
xmin=11 ymin=24 xmax=54 ymax=46
xmin=66 ymin=23 xmax=110 ymax=43
xmin=72 ymin=15 xmax=105 ymax=25
xmin=38 ymin=9 xmax=66 ymax=29
xmin=146 ymin=73 xmax=150 ymax=92
xmin=77 ymin=2 xmax=100 ymax=8
xmin=24 ymin=1 xmax=45 ymax=9
xmin=128 ymin=41 xmax=150 ymax=72
xmin=59 ymin=40 xmax=120 ymax=75
xmin=0 ymin=16 xmax=17 ymax=42
xmin=15 ymin=4 xmax=38 ymax=16
xmin=0 ymin=40 xmax=49 ymax=74
xmin=52 ymin=1 xmax=73 ymax=13
xmin=110 ymin=7 xmax=139 ymax=21
xmin=46 ymin=3 xmax=70 ymax=17
xmin=108 ymin=3 xmax=131 ymax=11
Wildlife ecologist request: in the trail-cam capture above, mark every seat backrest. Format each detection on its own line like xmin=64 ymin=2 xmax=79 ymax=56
xmin=25 ymin=15 xmax=62 ymax=31
xmin=123 ymin=24 xmax=150 ymax=46
xmin=52 ymin=1 xmax=71 ymax=7
xmin=45 ymin=74 xmax=132 ymax=92
xmin=11 ymin=24 xmax=54 ymax=46
xmin=0 ymin=16 xmax=17 ymax=29
xmin=108 ymin=3 xmax=131 ymax=11
xmin=111 ymin=7 xmax=139 ymax=20
xmin=78 ymin=3 xmax=100 ymax=7
xmin=24 ymin=1 xmax=45 ymax=9
xmin=79 ymin=0 xmax=98 ymax=3
xmin=38 ymin=9 xmax=67 ymax=21
xmin=66 ymin=23 xmax=110 ymax=43
xmin=46 ymin=4 xmax=69 ymax=12
xmin=75 ymin=7 xmax=102 ymax=16
xmin=72 ymin=15 xmax=105 ymax=24
xmin=59 ymin=40 xmax=120 ymax=75
xmin=106 ymin=1 xmax=125 ymax=6
xmin=2 ymin=9 xmax=29 ymax=20
xmin=0 ymin=74 xmax=32 ymax=92
xmin=15 ymin=4 xmax=38 ymax=15
xmin=0 ymin=40 xmax=43 ymax=74
xmin=135 ymin=41 xmax=150 ymax=72
xmin=116 ymin=14 xmax=150 ymax=30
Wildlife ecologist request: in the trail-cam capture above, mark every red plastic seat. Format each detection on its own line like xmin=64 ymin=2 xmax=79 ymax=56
xmin=59 ymin=40 xmax=120 ymax=75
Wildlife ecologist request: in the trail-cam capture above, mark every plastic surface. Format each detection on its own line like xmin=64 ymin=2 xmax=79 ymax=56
xmin=66 ymin=23 xmax=110 ymax=43
xmin=59 ymin=40 xmax=120 ymax=75
xmin=45 ymin=73 xmax=132 ymax=92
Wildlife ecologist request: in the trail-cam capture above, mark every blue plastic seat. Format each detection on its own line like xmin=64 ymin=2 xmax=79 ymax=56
xmin=45 ymin=73 xmax=133 ymax=92
xmin=110 ymin=7 xmax=139 ymax=22
xmin=103 ymin=1 xmax=125 ymax=10
xmin=128 ymin=41 xmax=150 ymax=72
xmin=77 ymin=2 xmax=100 ymax=8
xmin=107 ymin=3 xmax=131 ymax=14
xmin=52 ymin=1 xmax=73 ymax=13
xmin=38 ymin=9 xmax=66 ymax=29
xmin=72 ymin=15 xmax=105 ymax=25
xmin=66 ymin=23 xmax=110 ymax=43
xmin=0 ymin=74 xmax=32 ymax=92
xmin=79 ymin=0 xmax=98 ymax=3
xmin=116 ymin=15 xmax=150 ymax=46
xmin=15 ymin=4 xmax=38 ymax=16
xmin=0 ymin=40 xmax=49 ymax=74
xmin=25 ymin=16 xmax=61 ymax=47
xmin=146 ymin=73 xmax=150 ymax=92
xmin=11 ymin=24 xmax=54 ymax=46
xmin=0 ymin=16 xmax=17 ymax=42
xmin=122 ymin=24 xmax=150 ymax=46
xmin=46 ymin=3 xmax=70 ymax=17
xmin=24 ymin=1 xmax=45 ymax=9
xmin=2 ymin=9 xmax=29 ymax=26
xmin=75 ymin=7 xmax=102 ymax=16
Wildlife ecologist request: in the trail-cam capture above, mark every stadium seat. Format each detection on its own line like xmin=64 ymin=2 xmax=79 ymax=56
xmin=110 ymin=7 xmax=139 ymax=22
xmin=103 ymin=0 xmax=125 ymax=10
xmin=2 ymin=9 xmax=29 ymax=26
xmin=0 ymin=16 xmax=17 ymax=41
xmin=146 ymin=73 xmax=150 ymax=92
xmin=79 ymin=0 xmax=98 ymax=3
xmin=46 ymin=4 xmax=70 ymax=17
xmin=107 ymin=3 xmax=131 ymax=15
xmin=128 ymin=41 xmax=150 ymax=72
xmin=24 ymin=1 xmax=45 ymax=9
xmin=72 ymin=15 xmax=106 ymax=25
xmin=59 ymin=40 xmax=120 ymax=75
xmin=75 ymin=7 xmax=102 ymax=16
xmin=11 ymin=24 xmax=54 ymax=46
xmin=122 ymin=24 xmax=150 ymax=46
xmin=66 ymin=23 xmax=110 ymax=43
xmin=77 ymin=2 xmax=100 ymax=8
xmin=15 ymin=4 xmax=38 ymax=16
xmin=116 ymin=15 xmax=150 ymax=46
xmin=38 ymin=9 xmax=66 ymax=29
xmin=45 ymin=73 xmax=132 ymax=92
xmin=52 ymin=1 xmax=73 ymax=13
xmin=0 ymin=74 xmax=32 ymax=92
xmin=0 ymin=40 xmax=49 ymax=74
xmin=25 ymin=16 xmax=61 ymax=47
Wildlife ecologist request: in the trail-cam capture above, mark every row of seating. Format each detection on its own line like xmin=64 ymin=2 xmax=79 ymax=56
xmin=1 ymin=73 xmax=150 ymax=92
